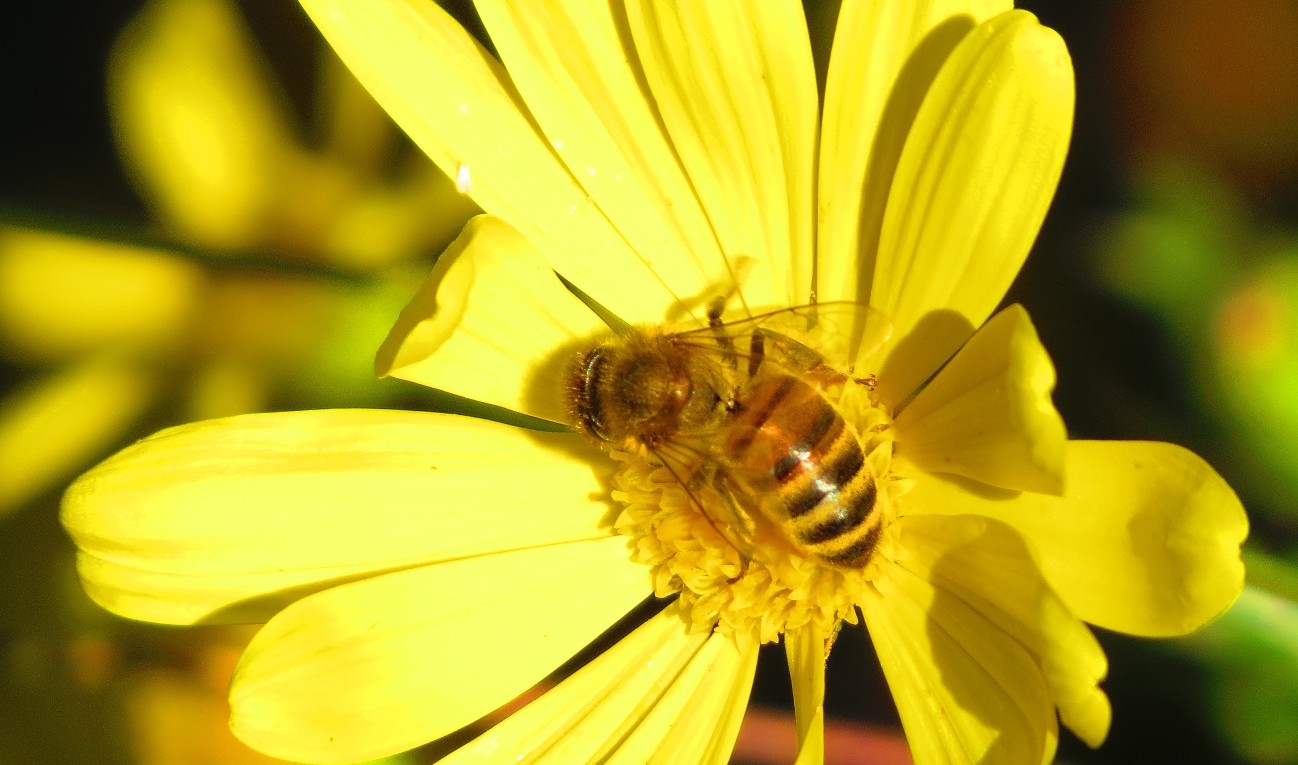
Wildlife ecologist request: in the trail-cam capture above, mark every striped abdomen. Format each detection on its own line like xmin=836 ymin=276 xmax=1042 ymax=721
xmin=722 ymin=373 xmax=881 ymax=568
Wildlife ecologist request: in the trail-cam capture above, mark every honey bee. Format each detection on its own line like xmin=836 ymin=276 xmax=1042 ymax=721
xmin=565 ymin=300 xmax=891 ymax=569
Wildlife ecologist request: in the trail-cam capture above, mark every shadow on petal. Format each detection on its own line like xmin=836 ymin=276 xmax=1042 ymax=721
xmin=874 ymin=308 xmax=974 ymax=410
xmin=924 ymin=558 xmax=1056 ymax=764
xmin=853 ymin=15 xmax=979 ymax=306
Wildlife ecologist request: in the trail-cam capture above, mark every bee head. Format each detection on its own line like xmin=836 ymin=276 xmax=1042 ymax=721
xmin=564 ymin=332 xmax=693 ymax=446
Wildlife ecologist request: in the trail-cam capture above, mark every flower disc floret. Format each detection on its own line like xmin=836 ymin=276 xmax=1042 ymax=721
xmin=611 ymin=379 xmax=911 ymax=643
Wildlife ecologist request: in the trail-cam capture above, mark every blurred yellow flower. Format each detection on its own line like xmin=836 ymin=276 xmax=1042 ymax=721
xmin=62 ymin=2 xmax=1248 ymax=765
xmin=117 ymin=624 xmax=419 ymax=765
xmin=0 ymin=0 xmax=478 ymax=517
xmin=121 ymin=627 xmax=286 ymax=765
xmin=109 ymin=0 xmax=475 ymax=267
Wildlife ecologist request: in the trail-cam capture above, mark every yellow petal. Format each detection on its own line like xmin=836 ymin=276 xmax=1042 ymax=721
xmin=818 ymin=0 xmax=1010 ymax=304
xmin=298 ymin=0 xmax=679 ymax=323
xmin=613 ymin=627 xmax=757 ymax=765
xmin=869 ymin=10 xmax=1073 ymax=405
xmin=893 ymin=304 xmax=1067 ymax=495
xmin=784 ymin=623 xmax=826 ymax=765
xmin=0 ymin=227 xmax=205 ymax=362
xmin=898 ymin=514 xmax=1111 ymax=748
xmin=110 ymin=0 xmax=296 ymax=250
xmin=62 ymin=409 xmax=617 ymax=624
xmin=229 ymin=538 xmax=650 ymax=764
xmin=74 ymin=549 xmax=387 ymax=628
xmin=863 ymin=559 xmax=1056 ymax=765
xmin=625 ymin=0 xmax=818 ymax=306
xmin=791 ymin=708 xmax=825 ymax=765
xmin=375 ymin=215 xmax=606 ymax=422
xmin=0 ymin=357 xmax=158 ymax=516
xmin=901 ymin=440 xmax=1249 ymax=637
xmin=471 ymin=0 xmax=731 ymax=312
xmin=438 ymin=604 xmax=757 ymax=765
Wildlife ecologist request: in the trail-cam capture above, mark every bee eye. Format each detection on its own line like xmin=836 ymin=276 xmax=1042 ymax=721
xmin=579 ymin=347 xmax=612 ymax=441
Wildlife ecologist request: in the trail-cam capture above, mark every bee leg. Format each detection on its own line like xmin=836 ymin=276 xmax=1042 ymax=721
xmin=644 ymin=445 xmax=755 ymax=580
xmin=727 ymin=557 xmax=753 ymax=585
xmin=747 ymin=330 xmax=765 ymax=379
xmin=707 ymin=482 xmax=763 ymax=569
xmin=706 ymin=296 xmax=740 ymax=373
xmin=658 ymin=458 xmax=742 ymax=559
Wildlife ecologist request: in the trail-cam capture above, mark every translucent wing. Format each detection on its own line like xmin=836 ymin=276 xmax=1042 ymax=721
xmin=669 ymin=301 xmax=891 ymax=375
xmin=645 ymin=437 xmax=765 ymax=561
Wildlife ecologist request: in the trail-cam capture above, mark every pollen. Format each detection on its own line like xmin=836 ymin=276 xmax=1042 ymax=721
xmin=609 ymin=379 xmax=912 ymax=643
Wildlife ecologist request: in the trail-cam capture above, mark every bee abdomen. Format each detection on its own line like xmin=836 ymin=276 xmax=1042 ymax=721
xmin=796 ymin=477 xmax=876 ymax=543
xmin=757 ymin=385 xmax=880 ymax=568
xmin=784 ymin=435 xmax=881 ymax=568
xmin=820 ymin=521 xmax=883 ymax=567
xmin=726 ymin=373 xmax=882 ymax=569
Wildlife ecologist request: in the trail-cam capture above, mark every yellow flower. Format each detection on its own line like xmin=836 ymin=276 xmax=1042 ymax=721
xmin=62 ymin=2 xmax=1249 ymax=765
xmin=0 ymin=0 xmax=477 ymax=517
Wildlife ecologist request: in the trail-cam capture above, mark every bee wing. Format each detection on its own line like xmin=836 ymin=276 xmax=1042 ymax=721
xmin=645 ymin=438 xmax=764 ymax=561
xmin=671 ymin=302 xmax=891 ymax=374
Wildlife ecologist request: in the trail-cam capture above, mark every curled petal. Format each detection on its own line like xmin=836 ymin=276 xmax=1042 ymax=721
xmin=376 ymin=215 xmax=607 ymax=422
xmin=894 ymin=304 xmax=1066 ymax=495
xmin=785 ymin=622 xmax=827 ymax=765
xmin=902 ymin=440 xmax=1249 ymax=637
xmin=897 ymin=514 xmax=1111 ymax=748
xmin=791 ymin=708 xmax=826 ymax=765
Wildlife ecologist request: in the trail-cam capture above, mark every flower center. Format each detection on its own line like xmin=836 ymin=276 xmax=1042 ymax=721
xmin=609 ymin=379 xmax=909 ymax=643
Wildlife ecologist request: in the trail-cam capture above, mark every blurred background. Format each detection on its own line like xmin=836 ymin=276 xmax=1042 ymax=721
xmin=2 ymin=0 xmax=1296 ymax=763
